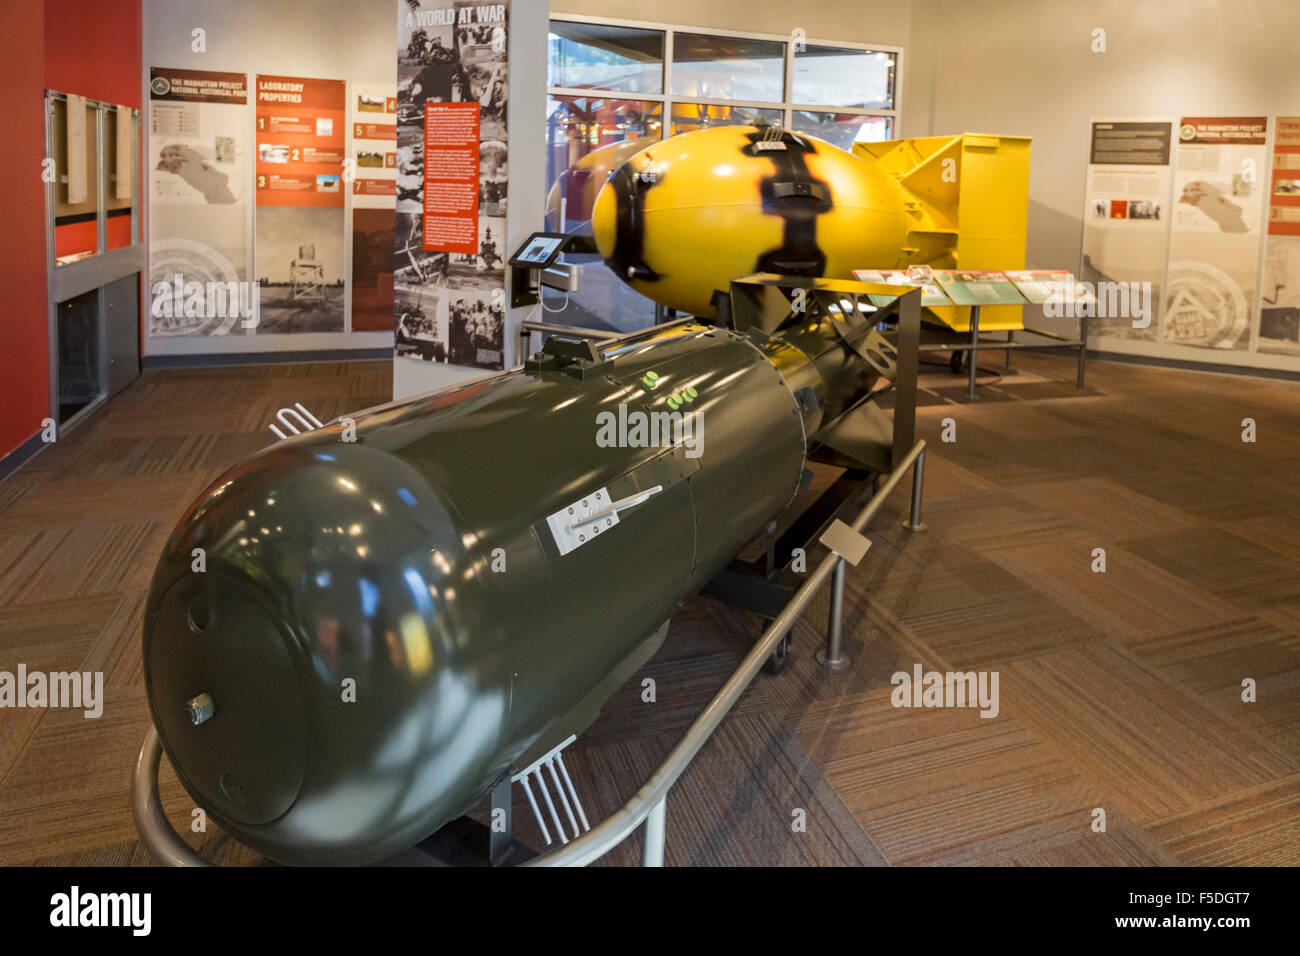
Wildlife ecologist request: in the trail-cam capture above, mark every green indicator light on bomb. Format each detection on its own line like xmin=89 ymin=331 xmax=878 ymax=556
xmin=667 ymin=394 xmax=682 ymax=409
xmin=643 ymin=370 xmax=660 ymax=388
xmin=683 ymin=387 xmax=697 ymax=403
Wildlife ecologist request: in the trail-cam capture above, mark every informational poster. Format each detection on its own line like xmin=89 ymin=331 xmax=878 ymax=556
xmin=932 ymin=270 xmax=1027 ymax=306
xmin=1163 ymin=117 xmax=1268 ymax=350
xmin=423 ymin=102 xmax=481 ymax=253
xmin=147 ymin=67 xmax=251 ymax=336
xmin=1259 ymin=117 xmax=1300 ymax=355
xmin=351 ymin=81 xmax=398 ymax=332
xmin=396 ymin=0 xmax=510 ymax=370
xmin=853 ymin=267 xmax=952 ymax=306
xmin=1081 ymin=120 xmax=1174 ymax=344
xmin=1003 ymin=270 xmax=1096 ymax=309
xmin=255 ymin=75 xmax=347 ymax=333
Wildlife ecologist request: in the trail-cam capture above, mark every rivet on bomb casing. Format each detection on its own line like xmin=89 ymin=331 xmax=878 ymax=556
xmin=186 ymin=693 xmax=215 ymax=726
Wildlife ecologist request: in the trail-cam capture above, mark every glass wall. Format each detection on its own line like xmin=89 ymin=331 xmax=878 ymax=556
xmin=670 ymin=33 xmax=786 ymax=102
xmin=792 ymin=45 xmax=895 ymax=110
xmin=544 ymin=18 xmax=901 ymax=331
xmin=548 ymin=21 xmax=665 ymax=95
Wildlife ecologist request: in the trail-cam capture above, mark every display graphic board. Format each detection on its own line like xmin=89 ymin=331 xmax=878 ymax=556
xmin=1259 ymin=117 xmax=1300 ymax=355
xmin=1003 ymin=270 xmax=1096 ymax=309
xmin=1165 ymin=117 xmax=1268 ymax=351
xmin=254 ymin=75 xmax=347 ymax=333
xmin=932 ymin=270 xmax=1027 ymax=307
xmin=1081 ymin=119 xmax=1174 ymax=345
xmin=396 ymin=0 xmax=510 ymax=371
xmin=351 ymin=81 xmax=398 ymax=333
xmin=852 ymin=268 xmax=952 ymax=306
xmin=147 ymin=67 xmax=251 ymax=337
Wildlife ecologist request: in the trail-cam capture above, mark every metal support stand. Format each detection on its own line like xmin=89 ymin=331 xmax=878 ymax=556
xmin=642 ymin=796 xmax=666 ymax=867
xmin=512 ymin=734 xmax=590 ymax=847
xmin=904 ymin=447 xmax=927 ymax=532
xmin=1005 ymin=330 xmax=1014 ymax=371
xmin=968 ymin=305 xmax=981 ymax=401
xmin=815 ymin=559 xmax=850 ymax=670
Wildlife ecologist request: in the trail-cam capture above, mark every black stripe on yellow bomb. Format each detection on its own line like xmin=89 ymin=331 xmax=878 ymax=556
xmin=593 ymin=124 xmax=911 ymax=317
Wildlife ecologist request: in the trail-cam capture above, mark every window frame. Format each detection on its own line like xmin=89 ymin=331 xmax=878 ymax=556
xmin=546 ymin=13 xmax=903 ymax=142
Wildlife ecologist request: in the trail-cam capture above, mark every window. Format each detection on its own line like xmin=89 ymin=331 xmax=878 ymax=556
xmin=546 ymin=95 xmax=663 ymax=221
xmin=548 ymin=22 xmax=664 ymax=95
xmin=544 ymin=17 xmax=901 ymax=331
xmin=670 ymin=33 xmax=786 ymax=103
xmin=670 ymin=102 xmax=783 ymax=136
xmin=793 ymin=45 xmax=895 ymax=110
xmin=792 ymin=111 xmax=894 ymax=151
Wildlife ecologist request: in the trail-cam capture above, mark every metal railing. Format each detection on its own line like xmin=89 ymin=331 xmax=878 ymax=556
xmin=132 ymin=441 xmax=927 ymax=869
xmin=526 ymin=438 xmax=927 ymax=866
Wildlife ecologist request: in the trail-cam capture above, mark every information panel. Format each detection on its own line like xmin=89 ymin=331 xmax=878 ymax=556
xmin=395 ymin=0 xmax=511 ymax=370
xmin=351 ymin=81 xmax=398 ymax=333
xmin=254 ymin=75 xmax=347 ymax=333
xmin=1165 ymin=116 xmax=1267 ymax=351
xmin=1082 ymin=119 xmax=1174 ymax=346
xmin=853 ymin=267 xmax=952 ymax=307
xmin=1260 ymin=117 xmax=1300 ymax=354
xmin=147 ymin=67 xmax=251 ymax=338
xmin=932 ymin=270 xmax=1027 ymax=307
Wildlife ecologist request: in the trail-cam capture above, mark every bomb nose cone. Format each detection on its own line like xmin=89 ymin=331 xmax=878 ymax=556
xmin=143 ymin=441 xmax=492 ymax=864
xmin=148 ymin=571 xmax=308 ymax=826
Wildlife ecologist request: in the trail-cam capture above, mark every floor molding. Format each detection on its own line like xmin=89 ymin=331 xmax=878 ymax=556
xmin=143 ymin=348 xmax=392 ymax=369
xmin=0 ymin=430 xmax=49 ymax=483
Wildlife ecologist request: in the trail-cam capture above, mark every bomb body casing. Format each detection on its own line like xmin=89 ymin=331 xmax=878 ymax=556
xmin=592 ymin=125 xmax=911 ymax=317
xmin=143 ymin=324 xmax=809 ymax=864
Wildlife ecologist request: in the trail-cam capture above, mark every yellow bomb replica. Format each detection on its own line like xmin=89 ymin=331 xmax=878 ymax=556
xmin=591 ymin=125 xmax=1034 ymax=330
xmin=593 ymin=125 xmax=910 ymax=318
xmin=547 ymin=136 xmax=655 ymax=227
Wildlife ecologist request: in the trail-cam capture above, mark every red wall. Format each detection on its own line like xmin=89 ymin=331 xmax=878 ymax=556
xmin=45 ymin=0 xmax=143 ymax=109
xmin=0 ymin=0 xmax=142 ymax=463
xmin=0 ymin=4 xmax=50 ymax=461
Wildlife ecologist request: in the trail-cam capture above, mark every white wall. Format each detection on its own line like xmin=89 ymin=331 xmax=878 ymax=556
xmin=142 ymin=0 xmax=396 ymax=359
xmin=908 ymin=0 xmax=1300 ymax=275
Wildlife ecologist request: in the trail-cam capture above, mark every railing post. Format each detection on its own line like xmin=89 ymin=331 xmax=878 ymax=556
xmin=1077 ymin=314 xmax=1089 ymax=390
xmin=816 ymin=558 xmax=850 ymax=670
xmin=518 ymin=325 xmax=532 ymax=365
xmin=642 ymin=795 xmax=667 ymax=867
xmin=904 ymin=447 xmax=927 ymax=532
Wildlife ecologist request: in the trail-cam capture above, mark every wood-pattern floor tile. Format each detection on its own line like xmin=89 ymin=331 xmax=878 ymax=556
xmin=2 ymin=354 xmax=1299 ymax=866
xmin=1147 ymin=775 xmax=1300 ymax=866
xmin=1000 ymin=643 xmax=1298 ymax=823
